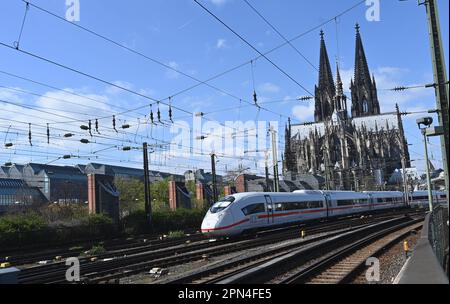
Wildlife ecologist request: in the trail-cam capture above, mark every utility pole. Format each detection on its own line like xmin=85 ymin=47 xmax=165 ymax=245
xmin=421 ymin=129 xmax=434 ymax=212
xmin=422 ymin=0 xmax=449 ymax=208
xmin=323 ymin=121 xmax=331 ymax=190
xmin=264 ymin=151 xmax=270 ymax=192
xmin=211 ymin=153 xmax=218 ymax=202
xmin=270 ymin=125 xmax=280 ymax=192
xmin=143 ymin=142 xmax=152 ymax=225
xmin=396 ymin=104 xmax=409 ymax=207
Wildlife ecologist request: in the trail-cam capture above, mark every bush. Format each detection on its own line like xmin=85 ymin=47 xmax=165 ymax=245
xmin=122 ymin=208 xmax=206 ymax=234
xmin=86 ymin=244 xmax=106 ymax=256
xmin=0 ymin=213 xmax=50 ymax=246
xmin=0 ymin=212 xmax=116 ymax=250
xmin=167 ymin=230 xmax=186 ymax=239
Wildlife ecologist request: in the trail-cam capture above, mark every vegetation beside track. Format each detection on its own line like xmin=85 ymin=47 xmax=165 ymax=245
xmin=0 ymin=206 xmax=206 ymax=250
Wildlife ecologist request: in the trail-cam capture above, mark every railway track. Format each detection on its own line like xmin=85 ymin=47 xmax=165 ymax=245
xmin=278 ymin=221 xmax=422 ymax=284
xmin=1 ymin=231 xmax=203 ymax=266
xmin=183 ymin=216 xmax=423 ymax=284
xmin=16 ymin=209 xmax=423 ymax=284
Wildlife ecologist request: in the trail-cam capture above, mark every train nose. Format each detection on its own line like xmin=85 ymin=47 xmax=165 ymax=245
xmin=201 ymin=212 xmax=229 ymax=235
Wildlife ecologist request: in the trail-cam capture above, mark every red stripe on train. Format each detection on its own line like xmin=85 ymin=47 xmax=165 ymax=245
xmin=201 ymin=218 xmax=250 ymax=232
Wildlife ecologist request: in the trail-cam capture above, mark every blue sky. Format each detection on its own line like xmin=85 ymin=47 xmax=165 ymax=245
xmin=0 ymin=0 xmax=448 ymax=176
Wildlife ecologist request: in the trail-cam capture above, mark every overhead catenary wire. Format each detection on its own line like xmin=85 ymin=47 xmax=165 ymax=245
xmin=242 ymin=0 xmax=318 ymax=72
xmin=2 ymin=0 xmax=370 ymax=129
xmin=0 ymin=0 xmax=400 ymax=175
xmin=193 ymin=0 xmax=314 ymax=97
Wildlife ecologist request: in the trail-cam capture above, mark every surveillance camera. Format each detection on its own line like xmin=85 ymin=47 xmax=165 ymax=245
xmin=416 ymin=117 xmax=433 ymax=127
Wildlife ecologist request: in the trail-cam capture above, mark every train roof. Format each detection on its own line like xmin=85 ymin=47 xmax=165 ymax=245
xmin=363 ymin=191 xmax=404 ymax=197
xmin=226 ymin=191 xmax=412 ymax=202
xmin=228 ymin=191 xmax=324 ymax=200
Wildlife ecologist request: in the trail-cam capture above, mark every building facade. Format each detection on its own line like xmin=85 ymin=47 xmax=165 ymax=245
xmin=284 ymin=25 xmax=410 ymax=191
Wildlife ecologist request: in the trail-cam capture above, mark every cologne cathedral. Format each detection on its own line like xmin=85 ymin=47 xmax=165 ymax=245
xmin=284 ymin=24 xmax=410 ymax=190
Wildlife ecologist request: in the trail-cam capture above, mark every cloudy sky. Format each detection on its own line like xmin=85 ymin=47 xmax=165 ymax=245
xmin=0 ymin=0 xmax=448 ymax=176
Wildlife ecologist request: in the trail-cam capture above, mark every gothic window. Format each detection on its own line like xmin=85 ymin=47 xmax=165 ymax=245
xmin=362 ymin=99 xmax=369 ymax=113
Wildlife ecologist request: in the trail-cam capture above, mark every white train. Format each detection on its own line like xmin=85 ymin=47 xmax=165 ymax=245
xmin=408 ymin=191 xmax=447 ymax=208
xmin=201 ymin=190 xmax=446 ymax=237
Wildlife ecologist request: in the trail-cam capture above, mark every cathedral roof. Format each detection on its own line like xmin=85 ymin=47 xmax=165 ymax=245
xmin=290 ymin=113 xmax=399 ymax=140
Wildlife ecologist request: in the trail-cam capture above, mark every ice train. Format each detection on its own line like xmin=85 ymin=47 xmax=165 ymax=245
xmin=201 ymin=190 xmax=447 ymax=237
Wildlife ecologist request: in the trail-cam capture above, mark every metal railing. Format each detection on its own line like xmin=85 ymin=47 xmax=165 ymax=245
xmin=429 ymin=204 xmax=449 ymax=276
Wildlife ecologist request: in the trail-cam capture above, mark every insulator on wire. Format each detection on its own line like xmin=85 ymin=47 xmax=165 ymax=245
xmin=88 ymin=120 xmax=92 ymax=136
xmin=122 ymin=146 xmax=131 ymax=151
xmin=113 ymin=115 xmax=118 ymax=132
xmin=157 ymin=103 xmax=161 ymax=123
xmin=28 ymin=123 xmax=32 ymax=146
xmin=80 ymin=139 xmax=90 ymax=144
xmin=150 ymin=106 xmax=155 ymax=124
xmin=80 ymin=125 xmax=89 ymax=131
xmin=47 ymin=123 xmax=50 ymax=144
xmin=393 ymin=86 xmax=406 ymax=91
xmin=169 ymin=97 xmax=174 ymax=123
xmin=5 ymin=143 xmax=13 ymax=148
xmin=122 ymin=124 xmax=130 ymax=129
xmin=95 ymin=119 xmax=100 ymax=134
xmin=298 ymin=96 xmax=314 ymax=101
xmin=63 ymin=155 xmax=71 ymax=159
xmin=253 ymin=90 xmax=258 ymax=105
xmin=64 ymin=133 xmax=74 ymax=138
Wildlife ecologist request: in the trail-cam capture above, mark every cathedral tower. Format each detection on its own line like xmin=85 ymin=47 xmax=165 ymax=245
xmin=350 ymin=24 xmax=380 ymax=117
xmin=314 ymin=30 xmax=336 ymax=122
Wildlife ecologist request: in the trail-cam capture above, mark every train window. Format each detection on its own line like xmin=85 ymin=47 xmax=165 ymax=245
xmin=241 ymin=203 xmax=266 ymax=216
xmin=279 ymin=201 xmax=323 ymax=211
xmin=275 ymin=203 xmax=283 ymax=211
xmin=210 ymin=196 xmax=235 ymax=213
xmin=337 ymin=200 xmax=353 ymax=206
xmin=358 ymin=199 xmax=369 ymax=205
xmin=283 ymin=202 xmax=303 ymax=211
xmin=307 ymin=201 xmax=323 ymax=209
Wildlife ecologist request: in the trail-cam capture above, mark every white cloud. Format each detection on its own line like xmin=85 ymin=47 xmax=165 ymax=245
xmin=166 ymin=61 xmax=181 ymax=79
xmin=292 ymin=102 xmax=315 ymax=122
xmin=258 ymin=82 xmax=280 ymax=94
xmin=216 ymin=38 xmax=228 ymax=49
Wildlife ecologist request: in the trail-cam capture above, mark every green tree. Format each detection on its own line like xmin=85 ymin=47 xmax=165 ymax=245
xmin=150 ymin=179 xmax=170 ymax=212
xmin=115 ymin=177 xmax=145 ymax=216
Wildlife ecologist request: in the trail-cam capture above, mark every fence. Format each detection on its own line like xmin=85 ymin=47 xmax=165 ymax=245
xmin=429 ymin=204 xmax=449 ymax=276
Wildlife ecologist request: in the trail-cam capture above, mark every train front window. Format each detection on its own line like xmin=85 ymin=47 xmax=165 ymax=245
xmin=210 ymin=196 xmax=235 ymax=213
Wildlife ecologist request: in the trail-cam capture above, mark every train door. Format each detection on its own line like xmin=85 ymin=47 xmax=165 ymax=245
xmin=324 ymin=193 xmax=331 ymax=218
xmin=367 ymin=193 xmax=374 ymax=211
xmin=264 ymin=195 xmax=275 ymax=224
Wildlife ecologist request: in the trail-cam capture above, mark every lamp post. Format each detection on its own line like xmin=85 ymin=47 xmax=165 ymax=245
xmin=417 ymin=117 xmax=436 ymax=212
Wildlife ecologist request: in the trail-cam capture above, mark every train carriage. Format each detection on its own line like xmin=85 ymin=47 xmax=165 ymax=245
xmin=364 ymin=191 xmax=405 ymax=211
xmin=408 ymin=191 xmax=447 ymax=208
xmin=201 ymin=190 xmax=445 ymax=237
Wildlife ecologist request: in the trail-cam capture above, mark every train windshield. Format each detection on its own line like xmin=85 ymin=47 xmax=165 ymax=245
xmin=210 ymin=196 xmax=235 ymax=213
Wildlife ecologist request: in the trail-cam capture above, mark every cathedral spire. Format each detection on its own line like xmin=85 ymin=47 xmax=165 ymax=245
xmin=334 ymin=62 xmax=347 ymax=119
xmin=314 ymin=30 xmax=336 ymax=122
xmin=350 ymin=24 xmax=380 ymax=117
xmin=318 ymin=30 xmax=335 ymax=94
xmin=336 ymin=62 xmax=344 ymax=96
xmin=354 ymin=23 xmax=371 ymax=86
